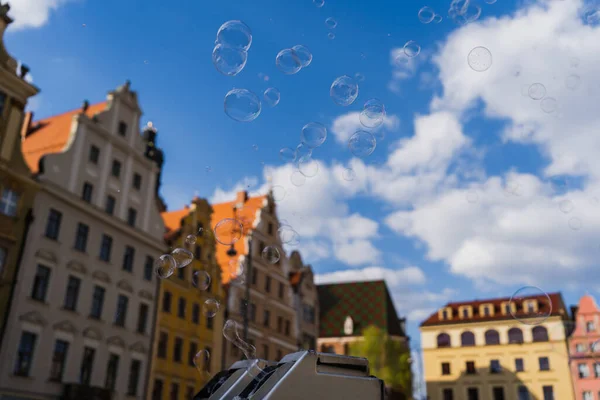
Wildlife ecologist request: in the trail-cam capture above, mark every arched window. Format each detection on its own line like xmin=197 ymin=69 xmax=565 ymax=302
xmin=508 ymin=328 xmax=524 ymax=344
xmin=461 ymin=331 xmax=476 ymax=346
xmin=485 ymin=329 xmax=500 ymax=345
xmin=532 ymin=326 xmax=549 ymax=342
xmin=437 ymin=333 xmax=451 ymax=348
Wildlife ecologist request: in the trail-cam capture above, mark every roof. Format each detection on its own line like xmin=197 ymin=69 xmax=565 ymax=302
xmin=317 ymin=280 xmax=405 ymax=338
xmin=161 ymin=206 xmax=191 ymax=232
xmin=22 ymin=101 xmax=107 ymax=173
xmin=577 ymin=294 xmax=599 ymax=314
xmin=210 ymin=191 xmax=267 ymax=285
xmin=420 ymin=292 xmax=566 ymax=327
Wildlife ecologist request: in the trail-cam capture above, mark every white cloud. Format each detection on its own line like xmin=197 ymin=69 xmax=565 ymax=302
xmin=330 ymin=111 xmax=400 ymax=144
xmin=315 ymin=266 xmax=426 ymax=286
xmin=388 ymin=47 xmax=429 ymax=93
xmin=6 ymin=0 xmax=76 ymax=31
xmin=333 ymin=239 xmax=381 ymax=266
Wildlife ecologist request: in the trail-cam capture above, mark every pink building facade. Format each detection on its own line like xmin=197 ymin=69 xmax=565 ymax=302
xmin=569 ymin=295 xmax=600 ymax=400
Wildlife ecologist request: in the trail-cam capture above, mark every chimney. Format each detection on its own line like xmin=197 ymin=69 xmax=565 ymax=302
xmin=235 ymin=191 xmax=248 ymax=205
xmin=19 ymin=63 xmax=30 ymax=79
xmin=82 ymin=100 xmax=89 ymax=113
xmin=21 ymin=111 xmax=33 ymax=139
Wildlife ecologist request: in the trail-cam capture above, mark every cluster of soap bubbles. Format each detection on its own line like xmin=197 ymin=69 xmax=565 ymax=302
xmin=418 ymin=6 xmax=443 ymax=24
xmin=212 ymin=20 xmax=252 ymax=76
xmin=154 ymin=230 xmax=220 ymax=318
xmin=326 ymin=17 xmax=337 ymax=39
xmin=276 ymin=45 xmax=313 ymax=75
xmin=520 ymin=82 xmax=560 ymax=114
xmin=447 ymin=0 xmax=482 ymax=25
xmin=277 ymin=122 xmax=327 ymax=186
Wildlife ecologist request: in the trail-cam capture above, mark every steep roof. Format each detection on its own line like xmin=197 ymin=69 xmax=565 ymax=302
xmin=420 ymin=292 xmax=566 ymax=327
xmin=161 ymin=207 xmax=191 ymax=232
xmin=21 ymin=101 xmax=107 ymax=173
xmin=317 ymin=280 xmax=405 ymax=338
xmin=577 ymin=294 xmax=599 ymax=314
xmin=210 ymin=191 xmax=267 ymax=284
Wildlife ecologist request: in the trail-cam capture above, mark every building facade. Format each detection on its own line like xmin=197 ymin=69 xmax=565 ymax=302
xmin=0 ymin=82 xmax=166 ymax=400
xmin=288 ymin=251 xmax=319 ymax=351
xmin=212 ymin=191 xmax=298 ymax=368
xmin=149 ymin=197 xmax=225 ymax=400
xmin=420 ymin=293 xmax=575 ymax=400
xmin=569 ymin=294 xmax=600 ymax=400
xmin=0 ymin=3 xmax=40 ymax=347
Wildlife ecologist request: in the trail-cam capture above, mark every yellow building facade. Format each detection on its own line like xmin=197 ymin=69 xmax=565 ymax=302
xmin=420 ymin=293 xmax=574 ymax=400
xmin=149 ymin=197 xmax=224 ymax=400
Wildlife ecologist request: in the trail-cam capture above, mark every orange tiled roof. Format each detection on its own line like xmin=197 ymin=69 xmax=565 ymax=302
xmin=211 ymin=191 xmax=267 ymax=284
xmin=161 ymin=207 xmax=191 ymax=232
xmin=22 ymin=102 xmax=107 ymax=173
xmin=420 ymin=292 xmax=566 ymax=327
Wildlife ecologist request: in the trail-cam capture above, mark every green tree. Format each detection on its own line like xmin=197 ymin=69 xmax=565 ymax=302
xmin=349 ymin=325 xmax=413 ymax=399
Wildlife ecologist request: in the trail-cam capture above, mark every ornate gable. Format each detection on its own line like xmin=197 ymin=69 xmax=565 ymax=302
xmin=19 ymin=310 xmax=47 ymax=326
xmin=117 ymin=279 xmax=133 ymax=294
xmin=107 ymin=336 xmax=125 ymax=348
xmin=66 ymin=260 xmax=87 ymax=275
xmin=35 ymin=249 xmax=58 ymax=265
xmin=92 ymin=270 xmax=111 ymax=284
xmin=83 ymin=327 xmax=103 ymax=341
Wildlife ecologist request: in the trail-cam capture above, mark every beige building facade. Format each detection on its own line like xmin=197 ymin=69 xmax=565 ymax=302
xmin=288 ymin=251 xmax=318 ymax=351
xmin=0 ymin=82 xmax=166 ymax=400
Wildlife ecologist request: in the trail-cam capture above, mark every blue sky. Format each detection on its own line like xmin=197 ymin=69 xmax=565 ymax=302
xmin=7 ymin=0 xmax=600 ymax=371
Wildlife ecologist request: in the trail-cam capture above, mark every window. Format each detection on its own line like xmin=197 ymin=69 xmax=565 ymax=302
xmin=490 ymin=359 xmax=501 ymax=373
xmin=14 ymin=332 xmax=37 ymax=376
xmin=192 ymin=303 xmax=200 ymax=324
xmin=485 ymin=329 xmax=500 ymax=345
xmin=577 ymin=343 xmax=587 ymax=353
xmin=0 ymin=246 xmax=6 ymax=277
xmin=82 ymin=182 xmax=93 ymax=203
xmin=265 ymin=276 xmax=271 ymax=292
xmin=99 ymin=234 xmax=113 ymax=262
xmin=466 ymin=361 xmax=476 ymax=374
xmin=539 ymin=356 xmax=550 ymax=371
xmin=90 ymin=285 xmax=105 ymax=319
xmin=170 ymin=383 xmax=179 ymax=400
xmin=595 ymin=362 xmax=600 ymax=378
xmin=177 ymin=267 xmax=184 ymax=280
xmin=206 ymin=313 xmax=214 ymax=329
xmin=303 ymin=304 xmax=315 ymax=323
xmin=527 ymin=302 xmax=535 ymax=313
xmin=111 ymin=160 xmax=121 ymax=178
xmin=105 ymin=354 xmax=119 ymax=391
xmin=115 ymin=294 xmax=128 ymax=327
xmin=503 ymin=304 xmax=511 ymax=314
xmin=49 ymin=340 xmax=69 ymax=382
xmin=152 ymin=379 xmax=164 ymax=400
xmin=122 ymin=246 xmax=135 ymax=272
xmin=263 ymin=310 xmax=271 ymax=327
xmin=249 ymin=303 xmax=256 ymax=322
xmin=252 ymin=269 xmax=258 ymax=285
xmin=127 ymin=208 xmax=137 ymax=227
xmin=158 ymin=332 xmax=168 ymax=358
xmin=173 ymin=337 xmax=183 ymax=362
xmin=133 ymin=173 xmax=142 ymax=190
xmin=483 ymin=306 xmax=490 ymax=316
xmin=79 ymin=347 xmax=95 ymax=384
xmin=515 ymin=358 xmax=524 ymax=372
xmin=0 ymin=188 xmax=19 ymax=217
xmin=279 ymin=282 xmax=284 ymax=298
xmin=89 ymin=145 xmax=100 ymax=164
xmin=204 ymin=346 xmax=212 ymax=371
xmin=144 ymin=256 xmax=153 ymax=281
xmin=462 ymin=308 xmax=469 ymax=318
xmin=277 ymin=316 xmax=283 ymax=333
xmin=437 ymin=333 xmax=451 ymax=348
xmin=0 ymin=91 xmax=5 ymax=115
xmin=137 ymin=303 xmax=149 ymax=334
xmin=461 ymin=331 xmax=475 ymax=346
xmin=587 ymin=321 xmax=595 ymax=332
xmin=492 ymin=387 xmax=505 ymax=400
xmin=542 ymin=386 xmax=554 ymax=400
xmin=105 ymin=195 xmax=116 ymax=215
xmin=443 ymin=389 xmax=454 ymax=400
xmin=579 ymin=363 xmax=590 ymax=378
xmin=268 ymin=223 xmax=273 ymax=235
xmin=508 ymin=327 xmax=524 ymax=344
xmin=163 ymin=291 xmax=172 ymax=312
xmin=263 ymin=344 xmax=269 ymax=360
xmin=532 ymin=326 xmax=549 ymax=342
xmin=186 ymin=386 xmax=195 ymax=400
xmin=441 ymin=362 xmax=451 ymax=375
xmin=178 ymin=297 xmax=186 ymax=318
xmin=517 ymin=386 xmax=530 ymax=400
xmin=194 ymin=246 xmax=201 ymax=260
xmin=467 ymin=387 xmax=479 ymax=400
xmin=45 ymin=209 xmax=62 ymax=239
xmin=583 ymin=392 xmax=593 ymax=400
xmin=285 ymin=320 xmax=290 ymax=336
xmin=118 ymin=121 xmax=127 ymax=136
xmin=74 ymin=223 xmax=89 ymax=252
xmin=63 ymin=275 xmax=81 ymax=311
xmin=31 ymin=265 xmax=51 ymax=301
xmin=127 ymin=359 xmax=141 ymax=396
xmin=189 ymin=342 xmax=198 ymax=366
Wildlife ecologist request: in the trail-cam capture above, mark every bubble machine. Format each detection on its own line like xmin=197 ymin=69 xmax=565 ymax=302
xmin=193 ymin=350 xmax=385 ymax=399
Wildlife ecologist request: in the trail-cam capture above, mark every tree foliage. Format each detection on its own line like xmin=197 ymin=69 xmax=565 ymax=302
xmin=349 ymin=325 xmax=413 ymax=398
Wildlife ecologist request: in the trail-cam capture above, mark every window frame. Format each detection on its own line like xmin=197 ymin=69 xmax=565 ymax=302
xmin=14 ymin=331 xmax=37 ymax=376
xmin=63 ymin=275 xmax=81 ymax=311
xmin=0 ymin=188 xmax=20 ymax=217
xmin=49 ymin=339 xmax=70 ymax=382
xmin=111 ymin=159 xmax=122 ymax=178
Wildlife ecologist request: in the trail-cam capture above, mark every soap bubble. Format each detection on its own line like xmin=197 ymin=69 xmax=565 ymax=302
xmin=360 ymin=98 xmax=386 ymax=128
xmin=212 ymin=44 xmax=247 ymax=76
xmin=224 ymin=89 xmax=261 ymax=122
xmin=214 ymin=218 xmax=244 ymax=245
xmin=171 ymin=248 xmax=194 ymax=269
xmin=192 ymin=270 xmax=211 ymax=291
xmin=276 ymin=49 xmax=302 ymax=75
xmin=569 ymin=217 xmax=582 ymax=231
xmin=433 ymin=14 xmax=443 ymax=23
xmin=296 ymin=143 xmax=313 ymax=163
xmin=203 ymin=299 xmax=220 ymax=318
xmin=263 ymin=87 xmax=281 ymax=107
xmin=262 ymin=246 xmax=281 ymax=264
xmin=193 ymin=348 xmax=211 ymax=374
xmin=330 ymin=75 xmax=359 ymax=106
xmin=467 ymin=46 xmax=492 ymax=72
xmin=418 ymin=7 xmax=436 ymax=23
xmin=155 ymin=254 xmax=177 ymax=279
xmin=272 ymin=185 xmax=286 ymax=202
xmin=565 ymin=74 xmax=581 ymax=90
xmin=328 ymin=32 xmax=336 ymax=40
xmin=299 ymin=157 xmax=319 ymax=177
xmin=223 ymin=319 xmax=257 ymax=360
xmin=313 ymin=0 xmax=324 ymax=7
xmin=342 ymin=168 xmax=356 ymax=181
xmin=348 ymin=131 xmax=376 ymax=157
xmin=185 ymin=235 xmax=197 ymax=245
xmin=403 ymin=41 xmax=420 ymax=58
xmin=528 ymin=83 xmax=546 ymax=100
xmin=292 ymin=45 xmax=313 ymax=67
xmin=540 ymin=97 xmax=558 ymax=113
xmin=279 ymin=147 xmax=297 ymax=163
xmin=216 ymin=20 xmax=252 ymax=51
xmin=509 ymin=286 xmax=553 ymax=325
xmin=290 ymin=170 xmax=306 ymax=186
xmin=301 ymin=122 xmax=328 ymax=148
xmin=558 ymin=200 xmax=574 ymax=214
xmin=325 ymin=17 xmax=337 ymax=29
xmin=278 ymin=226 xmax=299 ymax=244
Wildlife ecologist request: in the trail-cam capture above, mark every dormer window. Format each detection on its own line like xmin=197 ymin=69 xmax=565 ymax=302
xmin=442 ymin=310 xmax=448 ymax=319
xmin=483 ymin=306 xmax=490 ymax=316
xmin=524 ymin=300 xmax=537 ymax=314
xmin=462 ymin=308 xmax=468 ymax=318
xmin=503 ymin=303 xmax=511 ymax=315
xmin=439 ymin=307 xmax=452 ymax=320
xmin=118 ymin=121 xmax=127 ymax=136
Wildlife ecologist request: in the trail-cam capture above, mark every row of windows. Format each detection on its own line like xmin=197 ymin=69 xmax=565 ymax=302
xmin=15 ymin=331 xmax=142 ymax=395
xmin=80 ymin=182 xmax=139 ymax=226
xmin=31 ymin=265 xmax=150 ymax=333
xmin=44 ymin=208 xmax=154 ymax=278
xmin=230 ymin=339 xmax=285 ymax=361
xmin=156 ymin=332 xmax=211 ymax=369
xmin=152 ymin=379 xmax=198 ymax=400
xmin=250 ymin=268 xmax=286 ymax=299
xmin=441 ymin=300 xmax=539 ymax=320
xmin=436 ymin=326 xmax=549 ymax=348
xmin=441 ymin=385 xmax=555 ymax=400
xmin=161 ymin=291 xmax=214 ymax=328
xmin=88 ymin=143 xmax=143 ymax=190
xmin=577 ymin=362 xmax=600 ymax=379
xmin=581 ymin=391 xmax=600 ymax=400
xmin=441 ymin=357 xmax=551 ymax=376
xmin=239 ymin=299 xmax=292 ymax=336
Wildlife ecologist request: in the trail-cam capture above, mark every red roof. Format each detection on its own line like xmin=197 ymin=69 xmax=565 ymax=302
xmin=420 ymin=292 xmax=567 ymax=327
